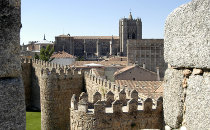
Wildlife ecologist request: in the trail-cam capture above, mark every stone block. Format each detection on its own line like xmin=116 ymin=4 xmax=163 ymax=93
xmin=0 ymin=78 xmax=26 ymax=129
xmin=0 ymin=0 xmax=22 ymax=78
xmin=163 ymin=68 xmax=184 ymax=128
xmin=185 ymin=72 xmax=210 ymax=129
xmin=164 ymin=0 xmax=210 ymax=68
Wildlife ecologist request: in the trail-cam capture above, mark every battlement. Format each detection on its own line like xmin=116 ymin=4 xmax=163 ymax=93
xmin=71 ymin=91 xmax=163 ymax=114
xmin=84 ymin=71 xmax=150 ymax=100
xmin=21 ymin=58 xmax=32 ymax=64
xmin=70 ymin=91 xmax=163 ymax=129
xmin=22 ymin=58 xmax=62 ymax=69
xmin=32 ymin=59 xmax=67 ymax=69
xmin=21 ymin=58 xmax=82 ymax=78
xmin=41 ymin=67 xmax=81 ymax=80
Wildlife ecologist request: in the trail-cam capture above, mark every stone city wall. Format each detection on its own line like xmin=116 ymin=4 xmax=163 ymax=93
xmin=21 ymin=59 xmax=32 ymax=109
xmin=40 ymin=67 xmax=83 ymax=130
xmin=85 ymin=72 xmax=137 ymax=102
xmin=84 ymin=72 xmax=155 ymax=102
xmin=0 ymin=0 xmax=26 ymax=129
xmin=164 ymin=0 xmax=210 ymax=129
xmin=21 ymin=58 xmax=70 ymax=110
xmin=70 ymin=91 xmax=163 ymax=130
xmin=31 ymin=59 xmax=68 ymax=110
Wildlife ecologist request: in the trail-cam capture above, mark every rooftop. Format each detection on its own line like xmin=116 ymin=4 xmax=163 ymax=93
xmin=72 ymin=36 xmax=119 ymax=40
xmin=114 ymin=65 xmax=157 ymax=76
xmin=115 ymin=80 xmax=163 ymax=100
xmin=51 ymin=51 xmax=75 ymax=58
xmin=35 ymin=35 xmax=54 ymax=44
xmin=71 ymin=60 xmax=127 ymax=67
xmin=105 ymin=56 xmax=127 ymax=61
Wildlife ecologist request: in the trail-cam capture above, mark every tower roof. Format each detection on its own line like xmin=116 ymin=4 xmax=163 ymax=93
xmin=128 ymin=12 xmax=133 ymax=20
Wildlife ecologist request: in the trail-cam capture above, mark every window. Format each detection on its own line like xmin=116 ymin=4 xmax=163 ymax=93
xmin=132 ymin=33 xmax=136 ymax=39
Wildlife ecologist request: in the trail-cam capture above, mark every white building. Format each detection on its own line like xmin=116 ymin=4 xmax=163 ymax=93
xmin=51 ymin=51 xmax=76 ymax=66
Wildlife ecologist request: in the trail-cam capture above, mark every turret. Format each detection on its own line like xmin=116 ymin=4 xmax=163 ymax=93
xmin=128 ymin=12 xmax=133 ymax=20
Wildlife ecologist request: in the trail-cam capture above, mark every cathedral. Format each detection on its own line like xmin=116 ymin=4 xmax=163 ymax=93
xmin=54 ymin=12 xmax=143 ymax=58
xmin=54 ymin=12 xmax=165 ymax=77
xmin=25 ymin=12 xmax=165 ymax=77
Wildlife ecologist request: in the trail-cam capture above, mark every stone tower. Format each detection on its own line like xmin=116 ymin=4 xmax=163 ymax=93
xmin=0 ymin=0 xmax=26 ymax=129
xmin=40 ymin=67 xmax=83 ymax=130
xmin=119 ymin=12 xmax=142 ymax=56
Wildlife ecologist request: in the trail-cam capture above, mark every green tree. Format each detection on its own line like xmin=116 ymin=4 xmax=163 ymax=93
xmin=35 ymin=45 xmax=54 ymax=62
xmin=77 ymin=56 xmax=84 ymax=61
xmin=34 ymin=53 xmax=39 ymax=60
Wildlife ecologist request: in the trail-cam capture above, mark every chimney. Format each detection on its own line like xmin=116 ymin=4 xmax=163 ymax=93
xmin=156 ymin=67 xmax=160 ymax=81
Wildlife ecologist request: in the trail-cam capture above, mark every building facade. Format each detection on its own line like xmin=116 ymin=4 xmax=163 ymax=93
xmin=26 ymin=35 xmax=54 ymax=52
xmin=54 ymin=12 xmax=144 ymax=58
xmin=54 ymin=35 xmax=120 ymax=59
xmin=127 ymin=39 xmax=166 ymax=78
xmin=54 ymin=12 xmax=165 ymax=76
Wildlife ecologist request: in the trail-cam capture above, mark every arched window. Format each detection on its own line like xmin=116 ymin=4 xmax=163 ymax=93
xmin=128 ymin=33 xmax=132 ymax=39
xmin=132 ymin=33 xmax=136 ymax=39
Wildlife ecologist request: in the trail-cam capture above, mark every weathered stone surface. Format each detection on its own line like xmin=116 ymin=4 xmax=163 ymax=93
xmin=0 ymin=0 xmax=22 ymax=77
xmin=163 ymin=68 xmax=184 ymax=128
xmin=40 ymin=67 xmax=83 ymax=130
xmin=164 ymin=0 xmax=210 ymax=68
xmin=185 ymin=72 xmax=210 ymax=129
xmin=21 ymin=61 xmax=32 ymax=109
xmin=0 ymin=78 xmax=26 ymax=129
xmin=182 ymin=69 xmax=192 ymax=77
xmin=165 ymin=125 xmax=171 ymax=130
xmin=71 ymin=92 xmax=163 ymax=130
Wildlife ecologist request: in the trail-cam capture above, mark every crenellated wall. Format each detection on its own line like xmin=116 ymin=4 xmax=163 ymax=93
xmin=70 ymin=91 xmax=163 ymax=130
xmin=31 ymin=59 xmax=68 ymax=109
xmin=40 ymin=67 xmax=83 ymax=130
xmin=85 ymin=71 xmax=153 ymax=102
xmin=21 ymin=59 xmax=164 ymax=129
xmin=85 ymin=71 xmax=130 ymax=101
xmin=21 ymin=58 xmax=73 ymax=110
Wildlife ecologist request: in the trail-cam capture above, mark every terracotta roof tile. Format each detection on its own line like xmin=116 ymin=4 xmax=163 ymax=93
xmin=114 ymin=65 xmax=157 ymax=76
xmin=115 ymin=80 xmax=163 ymax=100
xmin=154 ymin=85 xmax=163 ymax=93
xmin=51 ymin=51 xmax=75 ymax=58
xmin=114 ymin=65 xmax=135 ymax=76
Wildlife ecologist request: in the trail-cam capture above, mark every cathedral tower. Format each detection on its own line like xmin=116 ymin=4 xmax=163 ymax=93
xmin=119 ymin=12 xmax=142 ymax=56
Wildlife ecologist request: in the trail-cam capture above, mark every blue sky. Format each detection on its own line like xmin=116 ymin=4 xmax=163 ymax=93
xmin=21 ymin=0 xmax=192 ymax=45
